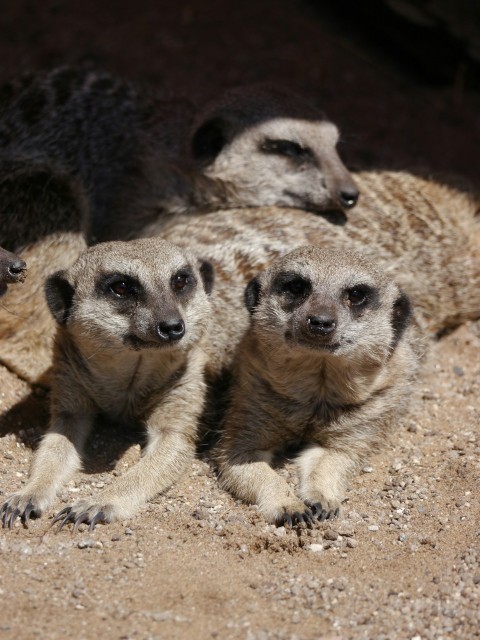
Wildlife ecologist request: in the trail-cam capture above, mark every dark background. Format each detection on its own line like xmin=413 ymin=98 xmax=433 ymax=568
xmin=2 ymin=0 xmax=479 ymax=184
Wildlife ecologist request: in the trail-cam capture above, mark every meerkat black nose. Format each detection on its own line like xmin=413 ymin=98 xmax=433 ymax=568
xmin=157 ymin=319 xmax=185 ymax=342
xmin=307 ymin=315 xmax=336 ymax=335
xmin=339 ymin=188 xmax=359 ymax=209
xmin=8 ymin=258 xmax=27 ymax=277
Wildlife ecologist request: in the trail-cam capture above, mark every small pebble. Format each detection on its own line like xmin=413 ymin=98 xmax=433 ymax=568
xmin=368 ymin=525 xmax=379 ymax=532
xmin=124 ymin=528 xmax=133 ymax=536
xmin=308 ymin=544 xmax=324 ymax=553
xmin=323 ymin=528 xmax=339 ymax=541
xmin=346 ymin=538 xmax=358 ymax=549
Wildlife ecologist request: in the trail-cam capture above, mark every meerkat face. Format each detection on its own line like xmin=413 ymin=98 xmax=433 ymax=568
xmin=45 ymin=238 xmax=214 ymax=353
xmin=0 ymin=246 xmax=27 ymax=296
xmin=245 ymin=247 xmax=411 ymax=363
xmin=191 ymin=84 xmax=358 ymax=212
xmin=199 ymin=119 xmax=358 ymax=212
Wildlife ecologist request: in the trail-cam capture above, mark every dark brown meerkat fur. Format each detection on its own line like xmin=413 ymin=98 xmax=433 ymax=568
xmin=0 ymin=246 xmax=27 ymax=295
xmin=1 ymin=237 xmax=214 ymax=529
xmin=216 ymin=247 xmax=418 ymax=525
xmin=0 ymin=68 xmax=358 ymax=243
xmin=156 ymin=170 xmax=480 ymax=381
xmin=0 ymin=157 xmax=88 ymax=384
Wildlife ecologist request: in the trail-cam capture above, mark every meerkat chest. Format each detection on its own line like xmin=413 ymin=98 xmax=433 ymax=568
xmin=83 ymin=351 xmax=181 ymax=421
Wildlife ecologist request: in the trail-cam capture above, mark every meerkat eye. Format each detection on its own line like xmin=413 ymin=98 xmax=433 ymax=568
xmin=260 ymin=139 xmax=310 ymax=160
xmin=171 ymin=270 xmax=194 ymax=293
xmin=109 ymin=280 xmax=133 ymax=297
xmin=346 ymin=286 xmax=370 ymax=306
xmin=282 ymin=278 xmax=310 ymax=297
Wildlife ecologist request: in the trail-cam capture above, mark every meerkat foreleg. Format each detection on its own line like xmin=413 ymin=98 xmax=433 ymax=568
xmin=297 ymin=446 xmax=359 ymax=520
xmin=53 ymin=362 xmax=206 ymax=530
xmin=1 ymin=411 xmax=94 ymax=528
xmin=219 ymin=450 xmax=314 ymax=526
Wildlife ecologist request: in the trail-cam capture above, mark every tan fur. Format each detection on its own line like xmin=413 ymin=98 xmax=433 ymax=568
xmin=108 ymin=83 xmax=359 ymax=240
xmin=156 ymin=170 xmax=480 ymax=381
xmin=213 ymin=247 xmax=418 ymax=524
xmin=0 ymin=159 xmax=88 ymax=384
xmin=0 ymin=238 xmax=213 ymax=529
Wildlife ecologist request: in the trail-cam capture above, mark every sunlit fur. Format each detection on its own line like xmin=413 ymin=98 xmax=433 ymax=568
xmin=1 ymin=238 xmax=213 ymax=528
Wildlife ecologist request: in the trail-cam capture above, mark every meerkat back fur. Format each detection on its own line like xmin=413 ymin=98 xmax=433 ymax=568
xmin=0 ymin=68 xmax=358 ymax=243
xmin=214 ymin=247 xmax=418 ymax=524
xmin=1 ymin=237 xmax=214 ymax=529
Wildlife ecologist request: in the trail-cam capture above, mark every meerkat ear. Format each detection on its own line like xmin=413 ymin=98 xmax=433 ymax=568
xmin=45 ymin=270 xmax=75 ymax=325
xmin=245 ymin=277 xmax=262 ymax=313
xmin=198 ymin=260 xmax=215 ymax=295
xmin=391 ymin=290 xmax=412 ymax=347
xmin=191 ymin=117 xmax=228 ymax=162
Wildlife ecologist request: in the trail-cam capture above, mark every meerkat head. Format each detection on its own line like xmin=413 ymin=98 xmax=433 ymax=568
xmin=0 ymin=246 xmax=27 ymax=296
xmin=245 ymin=246 xmax=411 ymax=364
xmin=45 ymin=238 xmax=214 ymax=353
xmin=190 ymin=84 xmax=358 ymax=213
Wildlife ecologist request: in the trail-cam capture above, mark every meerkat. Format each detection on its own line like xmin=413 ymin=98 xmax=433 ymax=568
xmin=215 ymin=247 xmax=418 ymax=525
xmin=157 ymin=170 xmax=480 ymax=366
xmin=0 ymin=157 xmax=88 ymax=384
xmin=0 ymin=246 xmax=26 ymax=296
xmin=1 ymin=237 xmax=214 ymax=530
xmin=0 ymin=68 xmax=358 ymax=243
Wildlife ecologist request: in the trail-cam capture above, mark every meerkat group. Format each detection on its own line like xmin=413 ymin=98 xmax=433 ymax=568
xmin=1 ymin=66 xmax=479 ymax=529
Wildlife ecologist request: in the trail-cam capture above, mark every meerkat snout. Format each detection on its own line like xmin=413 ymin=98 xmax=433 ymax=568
xmin=157 ymin=318 xmax=185 ymax=342
xmin=0 ymin=246 xmax=27 ymax=294
xmin=307 ymin=312 xmax=337 ymax=336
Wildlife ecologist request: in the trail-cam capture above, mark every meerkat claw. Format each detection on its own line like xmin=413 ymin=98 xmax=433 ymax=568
xmin=276 ymin=508 xmax=314 ymax=528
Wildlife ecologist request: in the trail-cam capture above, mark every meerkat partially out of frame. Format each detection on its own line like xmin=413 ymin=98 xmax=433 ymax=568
xmin=158 ymin=170 xmax=480 ymax=361
xmin=0 ymin=246 xmax=26 ymax=296
xmin=0 ymin=68 xmax=358 ymax=243
xmin=0 ymin=157 xmax=88 ymax=384
xmin=1 ymin=238 xmax=214 ymax=529
xmin=216 ymin=247 xmax=418 ymax=525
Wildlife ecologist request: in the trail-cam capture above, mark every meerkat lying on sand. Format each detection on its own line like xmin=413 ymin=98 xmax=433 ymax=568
xmin=0 ymin=246 xmax=26 ymax=296
xmin=1 ymin=237 xmax=214 ymax=529
xmin=215 ymin=247 xmax=418 ymax=525
xmin=0 ymin=68 xmax=358 ymax=243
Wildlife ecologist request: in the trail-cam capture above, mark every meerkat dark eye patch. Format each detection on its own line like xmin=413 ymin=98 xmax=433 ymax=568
xmin=345 ymin=284 xmax=374 ymax=307
xmin=100 ymin=274 xmax=140 ymax=299
xmin=245 ymin=277 xmax=261 ymax=313
xmin=273 ymin=272 xmax=312 ymax=298
xmin=260 ymin=139 xmax=313 ymax=161
xmin=171 ymin=268 xmax=196 ymax=294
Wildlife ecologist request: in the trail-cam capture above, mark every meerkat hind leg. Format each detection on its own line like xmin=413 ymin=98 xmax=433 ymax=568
xmin=298 ymin=445 xmax=357 ymax=520
xmin=220 ymin=449 xmax=314 ymax=527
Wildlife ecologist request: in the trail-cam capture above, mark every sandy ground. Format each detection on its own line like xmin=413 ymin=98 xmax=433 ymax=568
xmin=0 ymin=2 xmax=479 ymax=639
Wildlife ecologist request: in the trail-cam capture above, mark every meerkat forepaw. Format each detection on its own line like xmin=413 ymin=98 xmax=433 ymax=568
xmin=275 ymin=507 xmax=315 ymax=529
xmin=304 ymin=499 xmax=340 ymax=522
xmin=52 ymin=501 xmax=114 ymax=533
xmin=1 ymin=494 xmax=47 ymax=529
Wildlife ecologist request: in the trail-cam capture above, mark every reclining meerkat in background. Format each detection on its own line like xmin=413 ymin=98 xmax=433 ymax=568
xmin=0 ymin=246 xmax=26 ymax=296
xmin=0 ymin=157 xmax=88 ymax=384
xmin=0 ymin=67 xmax=358 ymax=243
xmin=216 ymin=247 xmax=418 ymax=525
xmin=1 ymin=237 xmax=214 ymax=530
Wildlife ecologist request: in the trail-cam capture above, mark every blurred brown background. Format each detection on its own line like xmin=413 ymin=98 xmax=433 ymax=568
xmin=2 ymin=0 xmax=479 ymax=183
